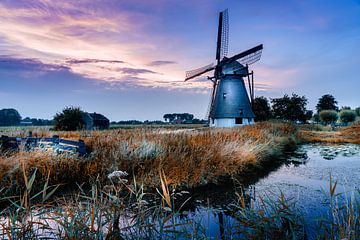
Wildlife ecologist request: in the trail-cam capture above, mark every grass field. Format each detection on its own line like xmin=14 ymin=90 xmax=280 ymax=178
xmin=0 ymin=121 xmax=296 ymax=197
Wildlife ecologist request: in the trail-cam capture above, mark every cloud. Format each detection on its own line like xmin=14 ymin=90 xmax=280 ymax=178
xmin=0 ymin=55 xmax=69 ymax=72
xmin=117 ymin=67 xmax=158 ymax=75
xmin=65 ymin=58 xmax=125 ymax=65
xmin=147 ymin=60 xmax=176 ymax=66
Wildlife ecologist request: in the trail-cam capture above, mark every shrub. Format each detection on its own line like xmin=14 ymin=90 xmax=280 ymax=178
xmin=319 ymin=110 xmax=338 ymax=125
xmin=0 ymin=108 xmax=21 ymax=126
xmin=53 ymin=106 xmax=84 ymax=131
xmin=339 ymin=110 xmax=356 ymax=125
xmin=355 ymin=107 xmax=360 ymax=116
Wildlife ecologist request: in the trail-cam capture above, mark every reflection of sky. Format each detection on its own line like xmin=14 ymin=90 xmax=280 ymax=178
xmin=0 ymin=0 xmax=359 ymax=120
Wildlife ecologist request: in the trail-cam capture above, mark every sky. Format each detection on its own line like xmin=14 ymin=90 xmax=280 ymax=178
xmin=0 ymin=0 xmax=359 ymax=121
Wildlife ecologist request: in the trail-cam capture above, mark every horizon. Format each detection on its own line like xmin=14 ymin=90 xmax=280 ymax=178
xmin=1 ymin=0 xmax=359 ymax=121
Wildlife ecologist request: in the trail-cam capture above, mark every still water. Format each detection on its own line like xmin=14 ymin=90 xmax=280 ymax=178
xmin=180 ymin=143 xmax=360 ymax=238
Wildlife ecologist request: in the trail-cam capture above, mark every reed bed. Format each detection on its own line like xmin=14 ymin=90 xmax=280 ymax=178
xmin=298 ymin=125 xmax=360 ymax=144
xmin=0 ymin=122 xmax=297 ymax=199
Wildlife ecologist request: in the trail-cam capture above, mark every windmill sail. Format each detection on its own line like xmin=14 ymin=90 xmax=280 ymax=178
xmin=216 ymin=9 xmax=229 ymax=63
xmin=185 ymin=63 xmax=215 ymax=81
xmin=221 ymin=44 xmax=263 ymax=67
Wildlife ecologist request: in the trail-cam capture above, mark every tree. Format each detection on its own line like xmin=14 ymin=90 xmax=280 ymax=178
xmin=163 ymin=113 xmax=194 ymax=123
xmin=339 ymin=110 xmax=356 ymax=125
xmin=319 ymin=110 xmax=338 ymax=125
xmin=0 ymin=108 xmax=21 ymax=126
xmin=313 ymin=113 xmax=320 ymax=123
xmin=305 ymin=110 xmax=313 ymax=121
xmin=54 ymin=106 xmax=84 ymax=131
xmin=316 ymin=94 xmax=338 ymax=113
xmin=355 ymin=107 xmax=360 ymax=116
xmin=340 ymin=106 xmax=351 ymax=111
xmin=271 ymin=93 xmax=308 ymax=122
xmin=252 ymin=96 xmax=272 ymax=122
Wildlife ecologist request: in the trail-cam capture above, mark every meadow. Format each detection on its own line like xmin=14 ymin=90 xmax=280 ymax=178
xmin=0 ymin=122 xmax=359 ymax=239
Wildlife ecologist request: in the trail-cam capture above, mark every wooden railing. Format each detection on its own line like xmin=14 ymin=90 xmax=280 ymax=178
xmin=0 ymin=134 xmax=86 ymax=156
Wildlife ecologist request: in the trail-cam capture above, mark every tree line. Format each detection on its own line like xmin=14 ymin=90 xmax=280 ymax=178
xmin=253 ymin=94 xmax=360 ymax=125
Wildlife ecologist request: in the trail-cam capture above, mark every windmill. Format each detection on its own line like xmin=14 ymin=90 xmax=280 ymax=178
xmin=185 ymin=9 xmax=263 ymax=127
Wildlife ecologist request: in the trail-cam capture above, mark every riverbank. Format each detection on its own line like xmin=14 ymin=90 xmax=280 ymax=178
xmin=298 ymin=125 xmax=360 ymax=144
xmin=0 ymin=121 xmax=296 ymax=198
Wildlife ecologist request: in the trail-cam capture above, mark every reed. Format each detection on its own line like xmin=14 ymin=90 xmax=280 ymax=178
xmin=0 ymin=121 xmax=297 ymax=200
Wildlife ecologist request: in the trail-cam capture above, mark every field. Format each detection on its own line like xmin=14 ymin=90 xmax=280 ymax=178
xmin=0 ymin=122 xmax=296 ymax=196
xmin=0 ymin=122 xmax=359 ymax=239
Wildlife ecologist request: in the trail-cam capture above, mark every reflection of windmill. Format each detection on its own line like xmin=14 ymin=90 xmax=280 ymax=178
xmin=185 ymin=9 xmax=263 ymax=127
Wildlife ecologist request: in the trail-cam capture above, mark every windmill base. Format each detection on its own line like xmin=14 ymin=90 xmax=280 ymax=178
xmin=210 ymin=117 xmax=254 ymax=128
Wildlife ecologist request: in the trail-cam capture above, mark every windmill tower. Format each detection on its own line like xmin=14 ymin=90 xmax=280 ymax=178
xmin=185 ymin=9 xmax=263 ymax=127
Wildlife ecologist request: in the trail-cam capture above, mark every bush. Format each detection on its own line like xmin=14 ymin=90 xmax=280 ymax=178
xmin=0 ymin=108 xmax=21 ymax=126
xmin=339 ymin=110 xmax=356 ymax=125
xmin=319 ymin=110 xmax=338 ymax=125
xmin=355 ymin=107 xmax=360 ymax=116
xmin=54 ymin=107 xmax=84 ymax=131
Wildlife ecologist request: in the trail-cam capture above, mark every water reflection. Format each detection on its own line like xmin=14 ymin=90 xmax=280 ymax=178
xmin=178 ymin=143 xmax=360 ymax=239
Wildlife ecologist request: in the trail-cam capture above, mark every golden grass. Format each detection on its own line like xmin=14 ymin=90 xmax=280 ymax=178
xmin=298 ymin=125 xmax=360 ymax=144
xmin=0 ymin=122 xmax=297 ymax=198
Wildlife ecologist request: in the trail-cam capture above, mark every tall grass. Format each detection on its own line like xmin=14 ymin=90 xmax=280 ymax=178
xmin=1 ymin=167 xmax=358 ymax=239
xmin=0 ymin=122 xmax=297 ymax=200
xmin=298 ymin=125 xmax=360 ymax=144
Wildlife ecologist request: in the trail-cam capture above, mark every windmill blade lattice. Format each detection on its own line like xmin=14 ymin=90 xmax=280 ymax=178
xmin=220 ymin=9 xmax=229 ymax=60
xmin=238 ymin=48 xmax=263 ymax=66
xmin=185 ymin=63 xmax=215 ymax=81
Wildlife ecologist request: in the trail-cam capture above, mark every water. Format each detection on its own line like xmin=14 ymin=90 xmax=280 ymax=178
xmin=179 ymin=143 xmax=360 ymax=238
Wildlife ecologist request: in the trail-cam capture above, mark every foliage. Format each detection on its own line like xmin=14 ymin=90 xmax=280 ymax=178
xmin=316 ymin=94 xmax=338 ymax=113
xmin=252 ymin=96 xmax=272 ymax=122
xmin=319 ymin=110 xmax=338 ymax=125
xmin=163 ymin=113 xmax=194 ymax=123
xmin=22 ymin=117 xmax=54 ymax=126
xmin=340 ymin=106 xmax=351 ymax=110
xmin=305 ymin=110 xmax=313 ymax=121
xmin=313 ymin=113 xmax=320 ymax=123
xmin=355 ymin=107 xmax=360 ymax=116
xmin=339 ymin=110 xmax=356 ymax=125
xmin=271 ymin=93 xmax=308 ymax=122
xmin=53 ymin=106 xmax=84 ymax=131
xmin=0 ymin=108 xmax=21 ymax=126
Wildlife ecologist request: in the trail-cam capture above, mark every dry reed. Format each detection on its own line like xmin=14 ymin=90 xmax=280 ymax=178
xmin=0 ymin=122 xmax=296 ymax=199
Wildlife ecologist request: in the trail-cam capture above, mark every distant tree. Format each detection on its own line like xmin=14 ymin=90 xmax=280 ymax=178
xmin=252 ymin=96 xmax=272 ymax=122
xmin=319 ymin=110 xmax=338 ymax=125
xmin=316 ymin=94 xmax=338 ymax=113
xmin=355 ymin=107 xmax=360 ymax=116
xmin=305 ymin=110 xmax=313 ymax=122
xmin=163 ymin=113 xmax=194 ymax=123
xmin=271 ymin=93 xmax=308 ymax=122
xmin=339 ymin=110 xmax=356 ymax=125
xmin=340 ymin=106 xmax=351 ymax=111
xmin=54 ymin=106 xmax=84 ymax=131
xmin=0 ymin=108 xmax=21 ymax=126
xmin=313 ymin=113 xmax=320 ymax=123
xmin=191 ymin=118 xmax=207 ymax=124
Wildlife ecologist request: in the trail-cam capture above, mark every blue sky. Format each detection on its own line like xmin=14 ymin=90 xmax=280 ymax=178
xmin=0 ymin=0 xmax=359 ymax=120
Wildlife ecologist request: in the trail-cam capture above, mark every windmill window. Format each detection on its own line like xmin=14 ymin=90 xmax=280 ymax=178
xmin=235 ymin=118 xmax=243 ymax=124
xmin=223 ymin=93 xmax=227 ymax=99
